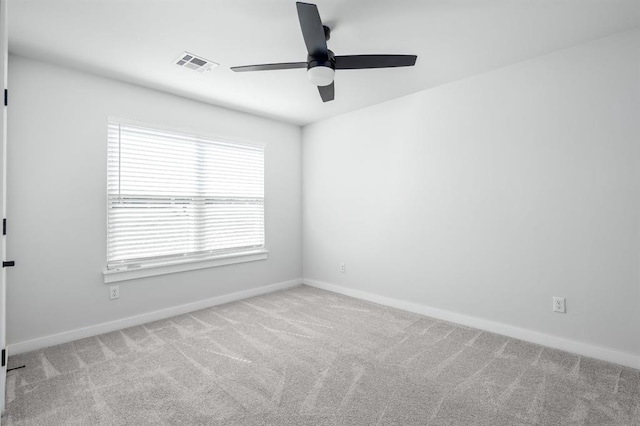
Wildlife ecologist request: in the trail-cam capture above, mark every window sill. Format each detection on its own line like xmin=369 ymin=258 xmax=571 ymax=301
xmin=103 ymin=249 xmax=268 ymax=284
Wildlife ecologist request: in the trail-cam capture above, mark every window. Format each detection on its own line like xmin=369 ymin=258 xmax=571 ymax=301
xmin=106 ymin=119 xmax=265 ymax=278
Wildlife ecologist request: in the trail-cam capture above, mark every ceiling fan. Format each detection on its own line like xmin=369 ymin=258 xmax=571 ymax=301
xmin=231 ymin=2 xmax=418 ymax=102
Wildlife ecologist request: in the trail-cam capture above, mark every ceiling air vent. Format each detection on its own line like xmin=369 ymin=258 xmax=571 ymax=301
xmin=174 ymin=52 xmax=219 ymax=73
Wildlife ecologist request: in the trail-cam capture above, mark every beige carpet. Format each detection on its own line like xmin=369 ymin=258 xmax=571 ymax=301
xmin=2 ymin=285 xmax=639 ymax=425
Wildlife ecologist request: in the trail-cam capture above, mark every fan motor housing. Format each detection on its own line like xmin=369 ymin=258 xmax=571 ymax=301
xmin=308 ymin=50 xmax=335 ymax=71
xmin=307 ymin=50 xmax=335 ymax=86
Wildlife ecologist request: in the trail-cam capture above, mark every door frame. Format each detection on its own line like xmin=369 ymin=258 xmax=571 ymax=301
xmin=0 ymin=0 xmax=8 ymax=415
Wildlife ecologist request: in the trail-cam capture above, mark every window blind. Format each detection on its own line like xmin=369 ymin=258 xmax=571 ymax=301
xmin=107 ymin=121 xmax=265 ymax=270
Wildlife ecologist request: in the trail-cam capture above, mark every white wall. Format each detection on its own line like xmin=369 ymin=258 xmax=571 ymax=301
xmin=6 ymin=54 xmax=301 ymax=346
xmin=303 ymin=29 xmax=640 ymax=359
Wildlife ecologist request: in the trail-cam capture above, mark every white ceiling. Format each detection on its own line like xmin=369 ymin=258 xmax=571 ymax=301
xmin=8 ymin=0 xmax=640 ymax=125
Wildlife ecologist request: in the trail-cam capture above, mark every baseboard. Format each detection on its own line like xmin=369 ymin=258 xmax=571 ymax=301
xmin=303 ymin=279 xmax=640 ymax=370
xmin=9 ymin=278 xmax=302 ymax=356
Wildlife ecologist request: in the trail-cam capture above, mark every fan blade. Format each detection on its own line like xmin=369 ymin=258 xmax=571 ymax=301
xmin=231 ymin=62 xmax=308 ymax=72
xmin=318 ymin=82 xmax=334 ymax=102
xmin=296 ymin=2 xmax=328 ymax=59
xmin=335 ymin=55 xmax=417 ymax=69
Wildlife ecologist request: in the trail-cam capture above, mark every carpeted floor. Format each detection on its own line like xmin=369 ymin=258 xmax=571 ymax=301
xmin=2 ymin=285 xmax=639 ymax=425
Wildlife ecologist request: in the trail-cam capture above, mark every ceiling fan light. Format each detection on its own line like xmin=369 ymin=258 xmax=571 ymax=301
xmin=307 ymin=66 xmax=335 ymax=86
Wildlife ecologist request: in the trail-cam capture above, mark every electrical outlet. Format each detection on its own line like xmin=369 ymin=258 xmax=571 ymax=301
xmin=340 ymin=263 xmax=345 ymax=273
xmin=552 ymin=297 xmax=565 ymax=313
xmin=110 ymin=285 xmax=120 ymax=300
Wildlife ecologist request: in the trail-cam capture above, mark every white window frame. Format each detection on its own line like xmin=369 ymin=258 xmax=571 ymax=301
xmin=103 ymin=117 xmax=267 ymax=283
